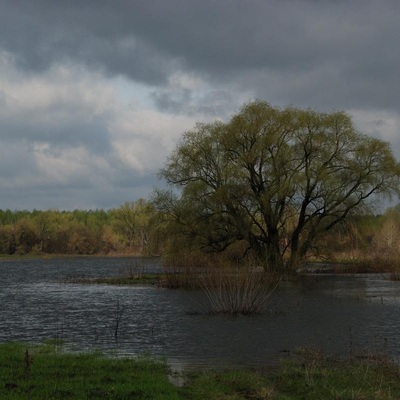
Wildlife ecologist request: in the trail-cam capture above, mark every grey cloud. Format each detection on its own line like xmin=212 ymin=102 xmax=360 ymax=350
xmin=1 ymin=0 xmax=400 ymax=210
xmin=2 ymin=1 xmax=395 ymax=77
xmin=0 ymin=91 xmax=6 ymax=107
xmin=2 ymin=0 xmax=400 ymax=112
xmin=0 ymin=142 xmax=37 ymax=183
xmin=0 ymin=107 xmax=112 ymax=155
xmin=0 ymin=172 xmax=159 ymax=211
xmin=152 ymin=85 xmax=245 ymax=118
xmin=0 ymin=132 xmax=157 ymax=210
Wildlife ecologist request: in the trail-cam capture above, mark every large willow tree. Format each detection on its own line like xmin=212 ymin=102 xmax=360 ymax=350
xmin=158 ymin=101 xmax=400 ymax=272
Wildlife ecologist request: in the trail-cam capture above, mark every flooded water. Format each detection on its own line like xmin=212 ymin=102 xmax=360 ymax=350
xmin=0 ymin=257 xmax=399 ymax=369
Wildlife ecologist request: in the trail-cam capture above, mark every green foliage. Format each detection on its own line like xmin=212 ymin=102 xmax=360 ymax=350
xmin=159 ymin=100 xmax=400 ymax=272
xmin=0 ymin=199 xmax=162 ymax=256
xmin=110 ymin=199 xmax=161 ymax=255
xmin=0 ymin=224 xmax=16 ymax=254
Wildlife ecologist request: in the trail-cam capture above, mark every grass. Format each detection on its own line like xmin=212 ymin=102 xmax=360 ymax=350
xmin=273 ymin=348 xmax=400 ymax=400
xmin=1 ymin=343 xmax=399 ymax=399
xmin=184 ymin=350 xmax=400 ymax=400
xmin=0 ymin=342 xmax=180 ymax=399
xmin=65 ymin=274 xmax=162 ymax=285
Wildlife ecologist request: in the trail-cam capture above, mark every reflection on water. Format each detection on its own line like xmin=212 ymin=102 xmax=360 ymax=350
xmin=0 ymin=257 xmax=399 ymax=368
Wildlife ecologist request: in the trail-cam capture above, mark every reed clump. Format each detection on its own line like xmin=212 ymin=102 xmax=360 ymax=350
xmin=162 ymin=252 xmax=280 ymax=314
xmin=196 ymin=264 xmax=280 ymax=315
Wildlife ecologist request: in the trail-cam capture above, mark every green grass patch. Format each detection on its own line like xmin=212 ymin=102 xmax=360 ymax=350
xmin=0 ymin=342 xmax=180 ymax=399
xmin=1 ymin=343 xmax=399 ymax=399
xmin=180 ymin=368 xmax=275 ymax=399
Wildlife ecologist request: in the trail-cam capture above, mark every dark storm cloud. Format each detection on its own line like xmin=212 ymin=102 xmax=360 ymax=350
xmin=1 ymin=2 xmax=397 ymax=80
xmin=0 ymin=0 xmax=175 ymax=84
xmin=2 ymin=0 xmax=400 ymax=113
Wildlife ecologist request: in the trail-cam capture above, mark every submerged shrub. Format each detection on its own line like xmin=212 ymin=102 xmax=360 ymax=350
xmin=197 ymin=264 xmax=280 ymax=315
xmin=161 ymin=251 xmax=279 ymax=313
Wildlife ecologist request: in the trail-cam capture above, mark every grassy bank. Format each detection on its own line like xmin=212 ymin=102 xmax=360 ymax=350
xmin=1 ymin=342 xmax=399 ymax=399
xmin=0 ymin=342 xmax=179 ymax=399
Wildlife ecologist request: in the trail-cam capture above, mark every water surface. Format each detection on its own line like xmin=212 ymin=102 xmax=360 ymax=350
xmin=0 ymin=257 xmax=399 ymax=368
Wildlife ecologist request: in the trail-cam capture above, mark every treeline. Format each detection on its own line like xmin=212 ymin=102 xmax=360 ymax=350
xmin=1 ymin=197 xmax=400 ymax=264
xmin=318 ymin=205 xmax=400 ymax=267
xmin=0 ymin=199 xmax=164 ymax=256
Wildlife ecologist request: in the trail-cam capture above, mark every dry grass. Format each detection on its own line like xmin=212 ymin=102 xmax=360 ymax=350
xmin=161 ymin=252 xmax=214 ymax=289
xmin=319 ymin=253 xmax=400 ymax=276
xmin=357 ymin=255 xmax=400 ymax=280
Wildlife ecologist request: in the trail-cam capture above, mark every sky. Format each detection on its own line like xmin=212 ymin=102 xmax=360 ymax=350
xmin=1 ymin=0 xmax=400 ymax=211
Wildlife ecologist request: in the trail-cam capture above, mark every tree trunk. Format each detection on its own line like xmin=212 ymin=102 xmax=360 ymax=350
xmin=264 ymin=231 xmax=285 ymax=273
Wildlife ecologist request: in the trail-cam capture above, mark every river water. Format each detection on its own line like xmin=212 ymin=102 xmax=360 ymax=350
xmin=0 ymin=257 xmax=399 ymax=369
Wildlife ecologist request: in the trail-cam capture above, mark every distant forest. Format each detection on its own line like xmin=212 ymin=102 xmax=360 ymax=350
xmin=1 ymin=198 xmax=400 ymax=267
xmin=0 ymin=199 xmax=162 ymax=256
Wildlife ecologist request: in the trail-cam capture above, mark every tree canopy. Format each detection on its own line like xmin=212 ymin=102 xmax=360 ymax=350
xmin=158 ymin=100 xmax=400 ymax=272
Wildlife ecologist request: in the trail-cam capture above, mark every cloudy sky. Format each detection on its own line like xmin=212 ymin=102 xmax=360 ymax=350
xmin=1 ymin=0 xmax=399 ymax=210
